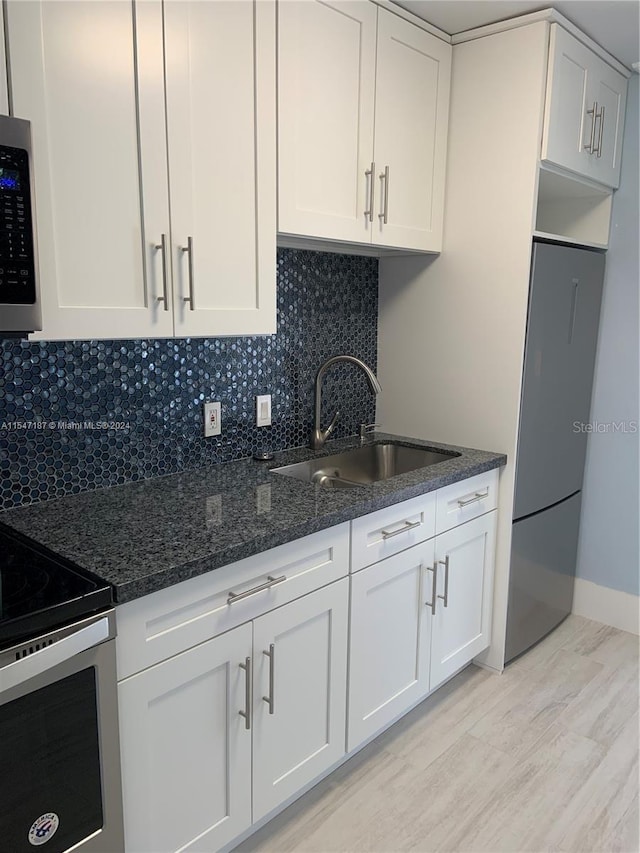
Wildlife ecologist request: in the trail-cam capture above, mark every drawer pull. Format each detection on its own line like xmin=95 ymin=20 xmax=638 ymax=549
xmin=227 ymin=574 xmax=286 ymax=605
xmin=437 ymin=556 xmax=450 ymax=607
xmin=262 ymin=643 xmax=275 ymax=715
xmin=425 ymin=562 xmax=438 ymax=616
xmin=457 ymin=489 xmax=489 ymax=508
xmin=238 ymin=656 xmax=252 ymax=730
xmin=381 ymin=519 xmax=421 ymax=540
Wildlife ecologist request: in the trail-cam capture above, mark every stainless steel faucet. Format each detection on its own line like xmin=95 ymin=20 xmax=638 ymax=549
xmin=312 ymin=355 xmax=381 ymax=450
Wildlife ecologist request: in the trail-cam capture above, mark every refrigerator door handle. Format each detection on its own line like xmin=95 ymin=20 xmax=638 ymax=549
xmin=568 ymin=279 xmax=579 ymax=345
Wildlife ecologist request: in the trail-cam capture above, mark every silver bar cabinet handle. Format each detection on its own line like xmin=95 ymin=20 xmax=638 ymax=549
xmin=227 ymin=574 xmax=286 ymax=605
xmin=584 ymin=102 xmax=597 ymax=153
xmin=238 ymin=656 xmax=252 ymax=730
xmin=182 ymin=236 xmax=195 ymax=310
xmin=457 ymin=489 xmax=489 ymax=508
xmin=381 ymin=519 xmax=421 ymax=539
xmin=262 ymin=643 xmax=275 ymax=715
xmin=425 ymin=562 xmax=438 ymax=616
xmin=379 ymin=165 xmax=389 ymax=223
xmin=154 ymin=234 xmax=169 ymax=311
xmin=595 ymin=105 xmax=605 ymax=158
xmin=364 ymin=162 xmax=375 ymax=222
xmin=437 ymin=556 xmax=450 ymax=607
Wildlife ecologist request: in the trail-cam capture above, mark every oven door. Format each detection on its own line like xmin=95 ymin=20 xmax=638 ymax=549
xmin=0 ymin=611 xmax=123 ymax=853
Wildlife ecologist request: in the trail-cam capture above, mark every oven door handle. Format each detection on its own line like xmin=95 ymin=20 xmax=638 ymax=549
xmin=0 ymin=616 xmax=110 ymax=694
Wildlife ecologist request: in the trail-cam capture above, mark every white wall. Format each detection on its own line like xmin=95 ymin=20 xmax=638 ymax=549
xmin=576 ymin=74 xmax=640 ymax=597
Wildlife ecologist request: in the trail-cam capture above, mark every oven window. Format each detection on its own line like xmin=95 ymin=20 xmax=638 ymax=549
xmin=0 ymin=667 xmax=103 ymax=853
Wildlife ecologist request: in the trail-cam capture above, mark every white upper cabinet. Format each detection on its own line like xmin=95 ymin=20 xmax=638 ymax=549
xmin=542 ymin=24 xmax=627 ymax=189
xmin=278 ymin=1 xmax=451 ymax=253
xmin=372 ymin=9 xmax=450 ymax=251
xmin=278 ymin=0 xmax=377 ymax=244
xmin=6 ymin=0 xmax=276 ymax=341
xmin=6 ymin=0 xmax=173 ymax=340
xmin=164 ymin=0 xmax=276 ymax=337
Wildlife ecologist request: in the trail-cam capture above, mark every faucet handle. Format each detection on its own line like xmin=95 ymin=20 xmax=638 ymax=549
xmin=360 ymin=422 xmax=381 ymax=440
xmin=325 ymin=409 xmax=340 ymax=440
xmin=313 ymin=409 xmax=341 ymax=450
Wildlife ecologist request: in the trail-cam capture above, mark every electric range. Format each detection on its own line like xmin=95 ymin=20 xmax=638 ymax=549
xmin=0 ymin=523 xmax=113 ymax=649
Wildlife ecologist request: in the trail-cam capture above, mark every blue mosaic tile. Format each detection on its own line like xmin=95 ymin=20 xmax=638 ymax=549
xmin=0 ymin=249 xmax=378 ymax=510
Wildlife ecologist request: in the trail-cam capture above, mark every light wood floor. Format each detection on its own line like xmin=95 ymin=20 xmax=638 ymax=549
xmin=235 ymin=615 xmax=639 ymax=853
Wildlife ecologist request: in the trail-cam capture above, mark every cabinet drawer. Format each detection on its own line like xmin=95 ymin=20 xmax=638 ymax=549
xmin=435 ymin=470 xmax=498 ymax=535
xmin=116 ymin=523 xmax=349 ymax=680
xmin=351 ymin=493 xmax=436 ymax=572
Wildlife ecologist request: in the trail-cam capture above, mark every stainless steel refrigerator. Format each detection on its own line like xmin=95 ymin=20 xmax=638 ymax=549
xmin=505 ymin=240 xmax=605 ymax=663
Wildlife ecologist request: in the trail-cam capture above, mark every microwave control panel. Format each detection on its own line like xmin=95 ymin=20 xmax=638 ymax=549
xmin=0 ymin=144 xmax=36 ymax=305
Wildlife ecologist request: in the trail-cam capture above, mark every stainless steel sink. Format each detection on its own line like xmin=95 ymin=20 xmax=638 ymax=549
xmin=271 ymin=442 xmax=459 ymax=488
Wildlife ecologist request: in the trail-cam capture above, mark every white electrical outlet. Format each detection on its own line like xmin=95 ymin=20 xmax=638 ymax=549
xmin=203 ymin=401 xmax=221 ymax=437
xmin=256 ymin=394 xmax=271 ymax=427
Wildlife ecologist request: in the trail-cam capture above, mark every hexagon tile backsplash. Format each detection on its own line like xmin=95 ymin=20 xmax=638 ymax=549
xmin=0 ymin=249 xmax=378 ymax=510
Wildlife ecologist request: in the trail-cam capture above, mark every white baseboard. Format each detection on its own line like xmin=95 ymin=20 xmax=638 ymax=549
xmin=572 ymin=577 xmax=640 ymax=635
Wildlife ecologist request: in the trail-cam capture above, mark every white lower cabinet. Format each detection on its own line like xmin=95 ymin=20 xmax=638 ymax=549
xmin=252 ymin=580 xmax=348 ymax=821
xmin=117 ymin=481 xmax=499 ymax=851
xmin=348 ymin=540 xmax=434 ymax=751
xmin=118 ymin=622 xmax=253 ymax=853
xmin=430 ymin=513 xmax=497 ymax=690
xmin=118 ymin=577 xmax=348 ymax=852
xmin=348 ymin=509 xmax=497 ymax=751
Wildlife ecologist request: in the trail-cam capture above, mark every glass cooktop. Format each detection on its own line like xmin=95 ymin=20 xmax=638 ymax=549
xmin=0 ymin=524 xmax=113 ymax=649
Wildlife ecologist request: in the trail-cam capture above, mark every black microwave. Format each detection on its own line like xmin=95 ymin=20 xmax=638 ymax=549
xmin=0 ymin=115 xmax=41 ymax=336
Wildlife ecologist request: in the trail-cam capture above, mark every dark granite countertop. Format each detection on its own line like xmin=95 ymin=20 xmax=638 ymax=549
xmin=0 ymin=433 xmax=506 ymax=603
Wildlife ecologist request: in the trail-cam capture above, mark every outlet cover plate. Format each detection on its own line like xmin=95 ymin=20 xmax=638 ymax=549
xmin=256 ymin=394 xmax=271 ymax=427
xmin=204 ymin=401 xmax=221 ymax=437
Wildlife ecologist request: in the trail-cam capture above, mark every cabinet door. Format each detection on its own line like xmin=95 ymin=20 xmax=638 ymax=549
xmin=542 ymin=25 xmax=592 ymax=180
xmin=588 ymin=62 xmax=627 ymax=188
xmin=164 ymin=0 xmax=276 ymax=337
xmin=430 ymin=512 xmax=496 ymax=691
xmin=118 ymin=622 xmax=252 ymax=853
xmin=252 ymin=579 xmax=348 ymax=822
xmin=278 ymin=0 xmax=377 ymax=244
xmin=372 ymin=9 xmax=451 ymax=252
xmin=542 ymin=24 xmax=627 ymax=189
xmin=348 ymin=540 xmax=434 ymax=752
xmin=6 ymin=0 xmax=173 ymax=340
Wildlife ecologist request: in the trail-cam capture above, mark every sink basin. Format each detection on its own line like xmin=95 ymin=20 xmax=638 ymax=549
xmin=271 ymin=442 xmax=460 ymax=488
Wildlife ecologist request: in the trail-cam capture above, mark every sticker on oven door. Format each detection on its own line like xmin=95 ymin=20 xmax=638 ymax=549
xmin=28 ymin=813 xmax=59 ymax=846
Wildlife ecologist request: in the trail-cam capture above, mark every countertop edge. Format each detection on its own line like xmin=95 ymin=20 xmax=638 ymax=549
xmin=113 ymin=453 xmax=507 ymax=603
xmin=0 ymin=434 xmax=507 ymax=605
